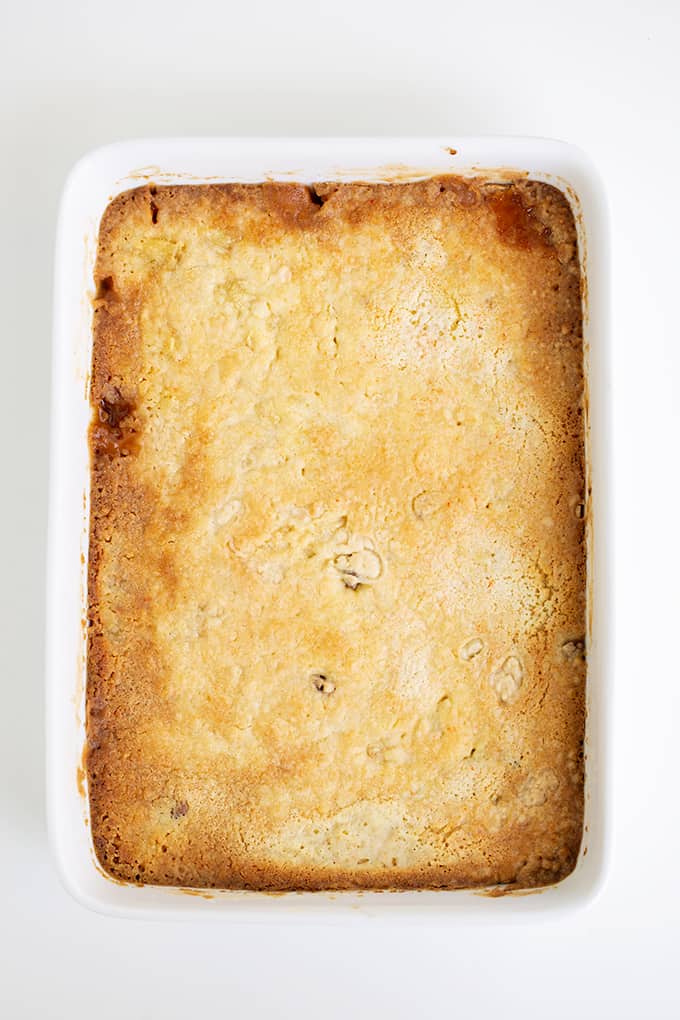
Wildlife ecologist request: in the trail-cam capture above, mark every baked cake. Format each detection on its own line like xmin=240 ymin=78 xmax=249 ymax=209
xmin=87 ymin=177 xmax=587 ymax=890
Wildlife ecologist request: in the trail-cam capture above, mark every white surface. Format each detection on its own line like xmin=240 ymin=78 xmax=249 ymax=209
xmin=48 ymin=136 xmax=610 ymax=920
xmin=2 ymin=0 xmax=679 ymax=1014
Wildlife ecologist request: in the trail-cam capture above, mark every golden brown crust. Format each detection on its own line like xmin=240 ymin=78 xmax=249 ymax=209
xmin=87 ymin=176 xmax=586 ymax=891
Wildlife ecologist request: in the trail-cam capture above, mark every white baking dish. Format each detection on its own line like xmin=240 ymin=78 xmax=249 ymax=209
xmin=47 ymin=137 xmax=610 ymax=920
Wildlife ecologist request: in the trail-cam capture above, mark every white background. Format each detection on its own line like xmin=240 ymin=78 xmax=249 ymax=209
xmin=1 ymin=0 xmax=678 ymax=1016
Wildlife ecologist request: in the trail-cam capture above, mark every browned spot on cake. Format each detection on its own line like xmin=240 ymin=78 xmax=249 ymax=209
xmin=259 ymin=182 xmax=329 ymax=227
xmin=91 ymin=386 xmax=139 ymax=458
xmin=95 ymin=275 xmax=116 ymax=301
xmin=91 ymin=423 xmax=140 ymax=458
xmin=99 ymin=386 xmax=134 ymax=428
xmin=486 ymin=187 xmax=553 ymax=250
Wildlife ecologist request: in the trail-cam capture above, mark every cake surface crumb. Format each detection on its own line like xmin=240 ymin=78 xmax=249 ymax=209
xmin=87 ymin=177 xmax=586 ymax=891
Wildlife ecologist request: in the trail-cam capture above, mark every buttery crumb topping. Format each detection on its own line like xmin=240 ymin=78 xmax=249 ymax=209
xmin=87 ymin=177 xmax=586 ymax=891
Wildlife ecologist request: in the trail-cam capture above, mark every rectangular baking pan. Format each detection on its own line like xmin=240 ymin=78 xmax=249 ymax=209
xmin=47 ymin=137 xmax=610 ymax=919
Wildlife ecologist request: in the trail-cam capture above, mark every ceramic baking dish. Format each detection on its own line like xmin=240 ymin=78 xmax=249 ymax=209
xmin=46 ymin=137 xmax=610 ymax=920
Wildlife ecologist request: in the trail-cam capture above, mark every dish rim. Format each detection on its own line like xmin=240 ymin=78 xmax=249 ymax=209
xmin=46 ymin=136 xmax=611 ymax=920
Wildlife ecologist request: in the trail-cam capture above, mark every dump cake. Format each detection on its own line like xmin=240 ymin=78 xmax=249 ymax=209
xmin=87 ymin=177 xmax=586 ymax=890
